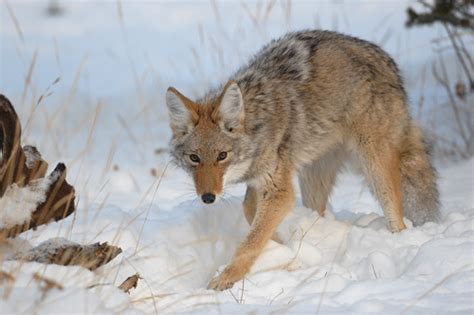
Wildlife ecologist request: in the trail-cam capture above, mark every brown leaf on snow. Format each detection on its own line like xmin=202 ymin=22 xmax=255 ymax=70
xmin=118 ymin=273 xmax=141 ymax=294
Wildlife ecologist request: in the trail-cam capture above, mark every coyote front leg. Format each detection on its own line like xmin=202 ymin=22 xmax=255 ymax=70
xmin=208 ymin=162 xmax=295 ymax=291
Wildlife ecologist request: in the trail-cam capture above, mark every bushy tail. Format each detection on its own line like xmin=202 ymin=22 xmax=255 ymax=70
xmin=400 ymin=124 xmax=440 ymax=226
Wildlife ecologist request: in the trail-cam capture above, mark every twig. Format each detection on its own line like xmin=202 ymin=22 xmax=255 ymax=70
xmin=443 ymin=23 xmax=473 ymax=89
xmin=432 ymin=59 xmax=470 ymax=151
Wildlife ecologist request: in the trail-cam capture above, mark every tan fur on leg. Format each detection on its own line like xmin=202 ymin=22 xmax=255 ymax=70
xmin=208 ymin=160 xmax=294 ymax=290
xmin=242 ymin=185 xmax=283 ymax=243
xmin=359 ymin=143 xmax=406 ymax=232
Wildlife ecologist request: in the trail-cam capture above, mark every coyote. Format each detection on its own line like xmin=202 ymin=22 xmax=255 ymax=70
xmin=165 ymin=30 xmax=439 ymax=291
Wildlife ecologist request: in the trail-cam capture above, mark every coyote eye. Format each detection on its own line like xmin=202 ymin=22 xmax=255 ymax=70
xmin=189 ymin=154 xmax=200 ymax=164
xmin=217 ymin=152 xmax=227 ymax=161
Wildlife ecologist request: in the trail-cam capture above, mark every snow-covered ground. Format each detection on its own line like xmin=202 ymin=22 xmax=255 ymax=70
xmin=1 ymin=159 xmax=473 ymax=314
xmin=1 ymin=0 xmax=473 ymax=314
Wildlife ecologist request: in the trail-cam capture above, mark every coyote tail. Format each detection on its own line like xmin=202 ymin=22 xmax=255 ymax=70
xmin=400 ymin=123 xmax=440 ymax=226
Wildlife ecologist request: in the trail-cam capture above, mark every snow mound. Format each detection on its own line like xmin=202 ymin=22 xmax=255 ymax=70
xmin=1 ymin=158 xmax=473 ymax=314
xmin=0 ymin=178 xmax=52 ymax=229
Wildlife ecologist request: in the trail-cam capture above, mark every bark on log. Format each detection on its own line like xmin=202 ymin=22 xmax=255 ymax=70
xmin=0 ymin=95 xmax=76 ymax=238
xmin=15 ymin=238 xmax=122 ymax=271
xmin=0 ymin=95 xmax=122 ymax=270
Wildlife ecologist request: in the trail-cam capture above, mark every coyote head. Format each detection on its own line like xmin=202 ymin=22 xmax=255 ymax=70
xmin=165 ymin=81 xmax=252 ymax=204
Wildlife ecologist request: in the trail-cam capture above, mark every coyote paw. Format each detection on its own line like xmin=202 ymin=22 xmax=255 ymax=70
xmin=207 ymin=266 xmax=244 ymax=291
xmin=388 ymin=220 xmax=407 ymax=232
xmin=207 ymin=275 xmax=235 ymax=291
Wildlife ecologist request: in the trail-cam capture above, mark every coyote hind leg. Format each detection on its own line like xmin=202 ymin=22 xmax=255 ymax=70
xmin=298 ymin=146 xmax=345 ymax=216
xmin=358 ymin=142 xmax=406 ymax=232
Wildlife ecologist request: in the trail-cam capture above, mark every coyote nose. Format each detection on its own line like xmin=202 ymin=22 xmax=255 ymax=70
xmin=202 ymin=193 xmax=216 ymax=204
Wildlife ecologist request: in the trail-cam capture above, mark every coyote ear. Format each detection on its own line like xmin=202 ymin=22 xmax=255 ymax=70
xmin=166 ymin=87 xmax=197 ymax=135
xmin=218 ymin=81 xmax=244 ymax=131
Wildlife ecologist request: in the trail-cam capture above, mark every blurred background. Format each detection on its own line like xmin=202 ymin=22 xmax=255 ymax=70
xmin=1 ymin=0 xmax=472 ymax=208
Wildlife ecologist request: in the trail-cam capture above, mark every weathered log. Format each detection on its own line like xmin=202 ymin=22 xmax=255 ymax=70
xmin=0 ymin=95 xmax=121 ymax=271
xmin=0 ymin=95 xmax=76 ymax=238
xmin=15 ymin=238 xmax=122 ymax=271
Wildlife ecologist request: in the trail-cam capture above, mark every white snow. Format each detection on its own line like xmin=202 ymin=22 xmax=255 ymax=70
xmin=14 ymin=237 xmax=78 ymax=262
xmin=0 ymin=159 xmax=472 ymax=314
xmin=0 ymin=178 xmax=52 ymax=230
xmin=0 ymin=0 xmax=473 ymax=314
xmin=23 ymin=146 xmax=42 ymax=169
